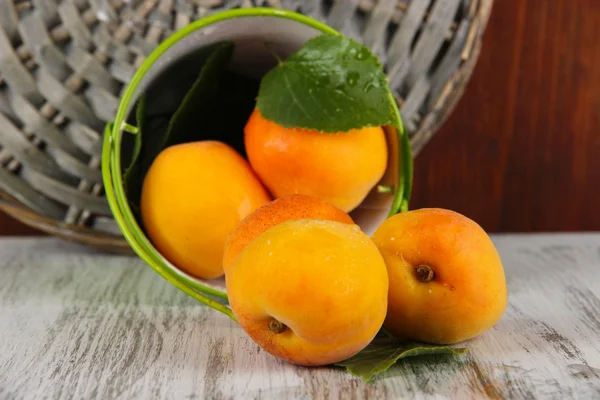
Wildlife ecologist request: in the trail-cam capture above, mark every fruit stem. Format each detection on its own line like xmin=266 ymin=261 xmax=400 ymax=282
xmin=415 ymin=264 xmax=435 ymax=282
xmin=268 ymin=318 xmax=287 ymax=334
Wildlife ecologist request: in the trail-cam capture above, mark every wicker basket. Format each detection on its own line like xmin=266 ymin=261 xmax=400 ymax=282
xmin=0 ymin=0 xmax=492 ymax=253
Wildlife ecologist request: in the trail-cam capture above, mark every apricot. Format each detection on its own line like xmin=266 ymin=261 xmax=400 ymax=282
xmin=371 ymin=208 xmax=507 ymax=344
xmin=222 ymin=194 xmax=354 ymax=274
xmin=226 ymin=219 xmax=388 ymax=366
xmin=140 ymin=140 xmax=271 ymax=279
xmin=244 ymin=109 xmax=388 ymax=213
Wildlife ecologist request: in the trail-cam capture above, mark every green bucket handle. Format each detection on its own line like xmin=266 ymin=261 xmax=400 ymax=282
xmin=101 ymin=8 xmax=413 ymax=319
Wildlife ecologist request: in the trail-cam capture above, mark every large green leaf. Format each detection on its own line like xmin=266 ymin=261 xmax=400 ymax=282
xmin=335 ymin=338 xmax=468 ymax=382
xmin=210 ymin=71 xmax=260 ymax=157
xmin=160 ymin=41 xmax=235 ymax=149
xmin=121 ymin=41 xmax=239 ymax=212
xmin=256 ymin=34 xmax=397 ymax=133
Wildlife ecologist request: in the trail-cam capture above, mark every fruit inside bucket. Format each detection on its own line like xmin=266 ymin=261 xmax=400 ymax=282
xmin=106 ymin=11 xmax=408 ymax=302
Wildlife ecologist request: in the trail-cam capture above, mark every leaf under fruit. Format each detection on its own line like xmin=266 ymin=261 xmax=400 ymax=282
xmin=256 ymin=34 xmax=397 ymax=133
xmin=335 ymin=338 xmax=468 ymax=382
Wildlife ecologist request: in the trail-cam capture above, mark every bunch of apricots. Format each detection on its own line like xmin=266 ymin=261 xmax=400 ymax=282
xmin=140 ymin=109 xmax=508 ymax=366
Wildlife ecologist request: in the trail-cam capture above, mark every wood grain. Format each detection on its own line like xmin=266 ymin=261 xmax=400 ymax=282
xmin=1 ymin=236 xmax=599 ymax=399
xmin=410 ymin=0 xmax=600 ymax=232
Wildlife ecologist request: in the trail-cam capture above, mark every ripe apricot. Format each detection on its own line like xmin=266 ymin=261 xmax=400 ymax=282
xmin=371 ymin=208 xmax=508 ymax=344
xmin=226 ymin=219 xmax=388 ymax=366
xmin=140 ymin=141 xmax=271 ymax=279
xmin=222 ymin=194 xmax=354 ymax=274
xmin=244 ymin=109 xmax=388 ymax=213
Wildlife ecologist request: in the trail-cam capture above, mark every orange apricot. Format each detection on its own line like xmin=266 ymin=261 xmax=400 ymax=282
xmin=371 ymin=208 xmax=508 ymax=344
xmin=244 ymin=109 xmax=388 ymax=213
xmin=226 ymin=219 xmax=389 ymax=366
xmin=140 ymin=141 xmax=271 ymax=279
xmin=222 ymin=194 xmax=354 ymax=275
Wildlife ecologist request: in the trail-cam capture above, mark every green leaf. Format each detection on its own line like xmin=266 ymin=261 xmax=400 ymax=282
xmin=256 ymin=34 xmax=397 ymax=133
xmin=335 ymin=338 xmax=468 ymax=382
xmin=209 ymin=71 xmax=261 ymax=157
xmin=143 ymin=43 xmax=230 ymax=122
xmin=160 ymin=41 xmax=235 ymax=149
xmin=121 ymin=41 xmax=241 ymax=214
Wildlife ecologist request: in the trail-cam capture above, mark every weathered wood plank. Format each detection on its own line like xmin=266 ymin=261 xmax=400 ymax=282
xmin=0 ymin=235 xmax=599 ymax=399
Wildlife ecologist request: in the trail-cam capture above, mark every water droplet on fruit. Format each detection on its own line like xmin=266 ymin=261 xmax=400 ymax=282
xmin=267 ymin=240 xmax=271 ymax=245
xmin=269 ymin=252 xmax=273 ymax=256
xmin=391 ymin=237 xmax=395 ymax=241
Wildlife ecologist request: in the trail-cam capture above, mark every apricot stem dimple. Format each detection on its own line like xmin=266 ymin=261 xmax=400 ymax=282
xmin=415 ymin=264 xmax=435 ymax=282
xmin=268 ymin=318 xmax=287 ymax=334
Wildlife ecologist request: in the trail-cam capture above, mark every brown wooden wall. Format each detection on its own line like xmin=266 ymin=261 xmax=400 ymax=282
xmin=412 ymin=0 xmax=600 ymax=232
xmin=2 ymin=0 xmax=600 ymax=235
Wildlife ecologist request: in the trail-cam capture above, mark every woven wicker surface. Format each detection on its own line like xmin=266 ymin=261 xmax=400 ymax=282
xmin=0 ymin=0 xmax=493 ymax=252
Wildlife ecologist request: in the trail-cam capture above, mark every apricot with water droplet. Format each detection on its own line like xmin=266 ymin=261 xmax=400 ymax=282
xmin=223 ymin=194 xmax=353 ymax=275
xmin=371 ymin=208 xmax=508 ymax=344
xmin=244 ymin=109 xmax=387 ymax=213
xmin=140 ymin=141 xmax=271 ymax=279
xmin=226 ymin=219 xmax=388 ymax=366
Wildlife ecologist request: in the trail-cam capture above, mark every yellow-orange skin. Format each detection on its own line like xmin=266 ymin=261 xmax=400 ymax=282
xmin=141 ymin=141 xmax=271 ymax=279
xmin=222 ymin=194 xmax=354 ymax=275
xmin=244 ymin=109 xmax=388 ymax=213
xmin=227 ymin=219 xmax=389 ymax=366
xmin=371 ymin=208 xmax=508 ymax=344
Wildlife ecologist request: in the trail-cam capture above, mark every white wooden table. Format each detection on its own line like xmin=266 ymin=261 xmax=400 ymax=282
xmin=1 ymin=235 xmax=600 ymax=399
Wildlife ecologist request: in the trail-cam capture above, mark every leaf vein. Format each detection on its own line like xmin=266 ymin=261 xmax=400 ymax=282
xmin=281 ymin=69 xmax=311 ymax=120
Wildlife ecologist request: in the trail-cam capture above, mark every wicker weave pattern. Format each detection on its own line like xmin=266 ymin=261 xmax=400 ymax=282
xmin=0 ymin=0 xmax=492 ymax=252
